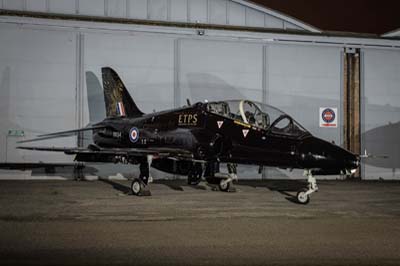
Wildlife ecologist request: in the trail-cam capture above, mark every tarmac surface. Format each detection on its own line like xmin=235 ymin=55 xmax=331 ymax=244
xmin=0 ymin=178 xmax=399 ymax=266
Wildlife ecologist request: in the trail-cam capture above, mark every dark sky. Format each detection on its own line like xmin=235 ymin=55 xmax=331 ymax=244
xmin=252 ymin=0 xmax=400 ymax=34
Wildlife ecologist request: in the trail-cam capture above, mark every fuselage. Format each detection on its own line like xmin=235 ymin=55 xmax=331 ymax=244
xmin=91 ymin=100 xmax=359 ymax=175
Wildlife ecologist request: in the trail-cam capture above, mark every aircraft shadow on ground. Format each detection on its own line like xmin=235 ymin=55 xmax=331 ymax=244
xmin=99 ymin=177 xmax=211 ymax=195
xmin=96 ymin=177 xmax=311 ymax=204
xmin=153 ymin=179 xmax=208 ymax=191
xmin=98 ymin=178 xmax=132 ymax=195
xmin=97 ymin=178 xmax=208 ymax=195
xmin=238 ymin=179 xmax=309 ymax=204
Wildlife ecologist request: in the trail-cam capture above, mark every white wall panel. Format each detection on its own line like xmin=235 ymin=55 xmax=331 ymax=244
xmin=179 ymin=39 xmax=263 ymax=105
xmin=79 ymin=0 xmax=105 ymax=16
xmin=264 ymin=14 xmax=283 ymax=29
xmin=49 ymin=0 xmax=76 ymax=14
xmin=227 ymin=2 xmax=245 ymax=26
xmin=170 ymin=0 xmax=187 ymax=22
xmin=83 ymin=32 xmax=175 ymax=180
xmin=128 ymin=0 xmax=148 ymax=19
xmin=84 ymin=33 xmax=174 ymax=116
xmin=26 ymin=0 xmax=47 ymax=12
xmin=3 ymin=0 xmax=25 ymax=10
xmin=0 ymin=24 xmax=76 ymax=163
xmin=246 ymin=8 xmax=264 ymax=27
xmin=148 ymin=0 xmax=168 ymax=21
xmin=0 ymin=0 xmax=311 ymax=32
xmin=188 ymin=0 xmax=207 ymax=23
xmin=209 ymin=0 xmax=227 ymax=25
xmin=362 ymin=49 xmax=400 ymax=179
xmin=268 ymin=44 xmax=342 ymax=145
xmin=285 ymin=21 xmax=302 ymax=31
xmin=108 ymin=0 xmax=126 ymax=17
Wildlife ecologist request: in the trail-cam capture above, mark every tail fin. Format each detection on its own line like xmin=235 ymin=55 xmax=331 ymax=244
xmin=102 ymin=67 xmax=144 ymax=118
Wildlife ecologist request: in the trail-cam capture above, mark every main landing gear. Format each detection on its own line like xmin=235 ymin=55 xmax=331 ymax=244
xmin=131 ymin=155 xmax=153 ymax=196
xmin=217 ymin=163 xmax=238 ymax=192
xmin=187 ymin=162 xmax=203 ymax=186
xmin=204 ymin=162 xmax=238 ymax=192
xmin=296 ymin=170 xmax=318 ymax=205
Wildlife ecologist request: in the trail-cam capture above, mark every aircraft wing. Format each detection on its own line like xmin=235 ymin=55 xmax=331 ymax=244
xmin=0 ymin=162 xmax=83 ymax=170
xmin=17 ymin=146 xmax=195 ymax=161
xmin=17 ymin=126 xmax=107 ymax=144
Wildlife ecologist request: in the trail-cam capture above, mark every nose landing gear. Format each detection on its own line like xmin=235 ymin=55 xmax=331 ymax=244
xmin=296 ymin=170 xmax=318 ymax=205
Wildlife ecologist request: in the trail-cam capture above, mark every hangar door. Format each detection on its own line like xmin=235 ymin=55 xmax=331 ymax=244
xmin=268 ymin=44 xmax=342 ymax=144
xmin=362 ymin=49 xmax=400 ymax=180
xmin=268 ymin=44 xmax=343 ymax=178
xmin=0 ymin=24 xmax=77 ymax=163
xmin=179 ymin=39 xmax=264 ymax=178
xmin=178 ymin=39 xmax=263 ymax=104
xmin=83 ymin=32 xmax=175 ymax=119
xmin=81 ymin=32 xmax=175 ymax=179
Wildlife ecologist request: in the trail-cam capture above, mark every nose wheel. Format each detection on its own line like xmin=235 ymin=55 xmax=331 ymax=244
xmin=296 ymin=190 xmax=310 ymax=204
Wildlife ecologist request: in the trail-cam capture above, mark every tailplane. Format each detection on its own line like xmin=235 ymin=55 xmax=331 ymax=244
xmin=102 ymin=67 xmax=144 ymax=118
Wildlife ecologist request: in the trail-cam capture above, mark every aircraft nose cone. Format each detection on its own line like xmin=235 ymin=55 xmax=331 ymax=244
xmin=346 ymin=153 xmax=360 ymax=174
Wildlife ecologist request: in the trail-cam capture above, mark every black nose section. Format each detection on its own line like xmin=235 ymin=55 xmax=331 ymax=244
xmin=344 ymin=152 xmax=360 ymax=169
xmin=298 ymin=136 xmax=360 ymax=173
xmin=339 ymin=152 xmax=360 ymax=176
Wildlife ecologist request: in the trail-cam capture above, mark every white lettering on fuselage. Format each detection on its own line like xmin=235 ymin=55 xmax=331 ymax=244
xmin=178 ymin=113 xmax=198 ymax=126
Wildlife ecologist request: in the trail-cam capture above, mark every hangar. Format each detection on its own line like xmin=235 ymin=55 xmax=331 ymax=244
xmin=0 ymin=0 xmax=399 ymax=180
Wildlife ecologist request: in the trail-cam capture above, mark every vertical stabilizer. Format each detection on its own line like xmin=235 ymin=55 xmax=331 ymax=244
xmin=102 ymin=67 xmax=144 ymax=118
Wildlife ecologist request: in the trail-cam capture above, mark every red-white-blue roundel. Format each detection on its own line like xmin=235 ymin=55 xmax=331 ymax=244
xmin=129 ymin=127 xmax=139 ymax=143
xmin=321 ymin=108 xmax=336 ymax=123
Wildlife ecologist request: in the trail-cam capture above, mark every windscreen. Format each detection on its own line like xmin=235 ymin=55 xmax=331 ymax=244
xmin=207 ymin=100 xmax=308 ymax=136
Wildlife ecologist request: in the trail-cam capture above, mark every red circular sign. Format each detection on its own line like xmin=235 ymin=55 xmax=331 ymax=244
xmin=322 ymin=108 xmax=336 ymax=123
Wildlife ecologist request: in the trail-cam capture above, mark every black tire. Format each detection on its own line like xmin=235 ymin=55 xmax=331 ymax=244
xmin=218 ymin=179 xmax=230 ymax=192
xmin=188 ymin=177 xmax=202 ymax=186
xmin=131 ymin=178 xmax=142 ymax=196
xmin=296 ymin=190 xmax=310 ymax=205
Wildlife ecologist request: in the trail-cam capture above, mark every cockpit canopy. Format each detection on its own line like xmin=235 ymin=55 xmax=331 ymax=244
xmin=206 ymin=100 xmax=309 ymax=137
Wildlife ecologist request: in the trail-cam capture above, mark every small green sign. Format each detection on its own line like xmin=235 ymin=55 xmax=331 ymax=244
xmin=8 ymin=129 xmax=25 ymax=137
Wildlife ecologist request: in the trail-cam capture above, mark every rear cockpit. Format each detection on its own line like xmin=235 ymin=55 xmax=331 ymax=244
xmin=206 ymin=100 xmax=309 ymax=137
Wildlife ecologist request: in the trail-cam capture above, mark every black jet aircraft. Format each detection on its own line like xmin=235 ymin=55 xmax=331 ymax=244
xmin=18 ymin=67 xmax=360 ymax=204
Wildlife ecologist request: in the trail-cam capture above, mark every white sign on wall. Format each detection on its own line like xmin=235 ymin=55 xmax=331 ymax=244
xmin=319 ymin=107 xmax=338 ymax=128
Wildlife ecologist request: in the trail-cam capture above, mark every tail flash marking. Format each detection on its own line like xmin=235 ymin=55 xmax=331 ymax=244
xmin=117 ymin=102 xmax=126 ymax=117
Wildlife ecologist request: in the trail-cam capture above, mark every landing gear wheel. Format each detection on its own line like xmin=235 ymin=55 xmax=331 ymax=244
xmin=131 ymin=178 xmax=142 ymax=196
xmin=218 ymin=179 xmax=230 ymax=192
xmin=296 ymin=190 xmax=310 ymax=205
